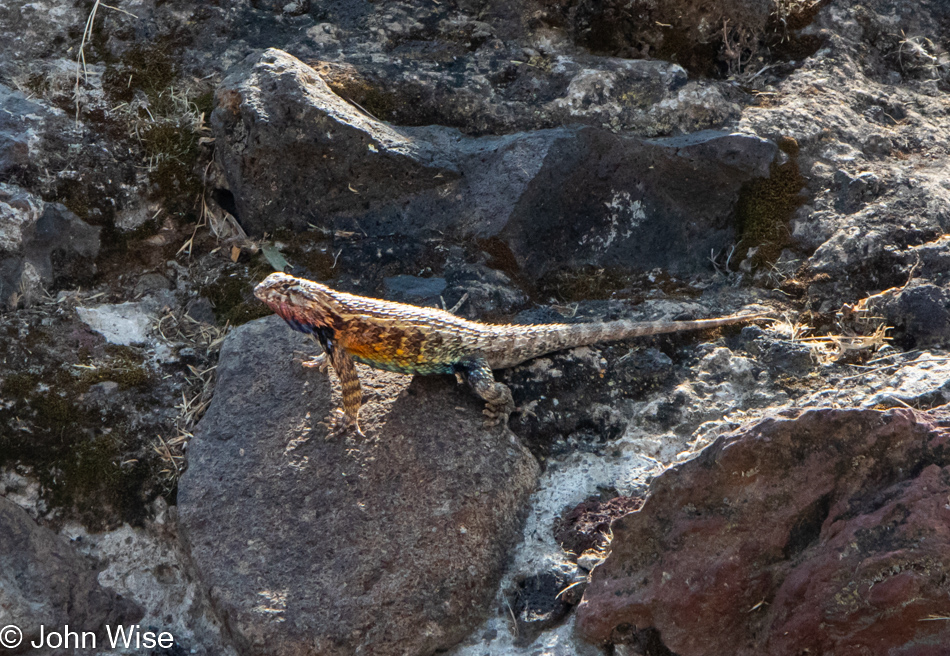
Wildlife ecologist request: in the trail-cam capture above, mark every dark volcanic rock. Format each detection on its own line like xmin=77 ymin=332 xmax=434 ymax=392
xmin=576 ymin=408 xmax=950 ymax=655
xmin=0 ymin=183 xmax=100 ymax=305
xmin=177 ymin=315 xmax=539 ymax=656
xmin=507 ymin=570 xmax=575 ymax=645
xmin=553 ymin=494 xmax=643 ymax=557
xmin=0 ymin=497 xmax=143 ymax=654
xmin=875 ymin=283 xmax=950 ymax=350
xmin=212 ymin=49 xmax=460 ymax=236
xmin=213 ymin=49 xmax=777 ymax=279
xmin=0 ymin=84 xmax=55 ymax=177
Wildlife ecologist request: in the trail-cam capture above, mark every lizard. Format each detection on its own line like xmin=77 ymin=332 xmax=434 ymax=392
xmin=254 ymin=271 xmax=770 ymax=436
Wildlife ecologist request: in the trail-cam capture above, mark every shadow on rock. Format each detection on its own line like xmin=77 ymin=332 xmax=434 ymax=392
xmin=177 ymin=315 xmax=539 ymax=656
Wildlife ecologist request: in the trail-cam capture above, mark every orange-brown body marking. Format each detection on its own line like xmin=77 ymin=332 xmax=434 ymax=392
xmin=254 ymin=272 xmax=769 ymax=435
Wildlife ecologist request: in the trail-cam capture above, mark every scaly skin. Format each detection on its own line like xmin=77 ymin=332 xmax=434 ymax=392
xmin=254 ymin=271 xmax=770 ymax=435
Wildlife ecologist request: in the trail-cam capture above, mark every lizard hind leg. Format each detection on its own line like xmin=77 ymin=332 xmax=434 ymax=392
xmin=459 ymin=358 xmax=514 ymax=427
xmin=324 ymin=339 xmax=365 ymax=437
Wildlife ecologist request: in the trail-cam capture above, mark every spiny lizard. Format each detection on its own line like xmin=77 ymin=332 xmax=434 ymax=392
xmin=254 ymin=272 xmax=770 ymax=435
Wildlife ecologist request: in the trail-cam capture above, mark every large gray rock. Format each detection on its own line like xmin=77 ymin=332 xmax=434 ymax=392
xmin=873 ymin=282 xmax=950 ymax=350
xmin=0 ymin=497 xmax=143 ymax=654
xmin=213 ymin=49 xmax=777 ymax=278
xmin=0 ymin=183 xmax=100 ymax=306
xmin=178 ymin=315 xmax=540 ymax=656
xmin=0 ymin=84 xmax=56 ymax=177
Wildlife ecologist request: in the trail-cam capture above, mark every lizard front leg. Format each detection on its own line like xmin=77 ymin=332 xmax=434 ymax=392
xmin=322 ymin=338 xmax=365 ymax=437
xmin=460 ymin=358 xmax=514 ymax=427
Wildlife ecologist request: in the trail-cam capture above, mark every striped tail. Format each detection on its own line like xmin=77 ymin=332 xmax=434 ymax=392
xmin=486 ymin=312 xmax=770 ymax=369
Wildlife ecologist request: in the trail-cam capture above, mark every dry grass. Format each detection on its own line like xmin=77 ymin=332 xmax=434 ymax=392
xmin=765 ymin=313 xmax=891 ymax=365
xmin=792 ymin=323 xmax=891 ymax=364
xmin=74 ymin=0 xmax=136 ymax=121
xmin=151 ymin=309 xmax=228 ymax=484
xmin=895 ymin=32 xmax=950 ymax=80
xmin=177 ymin=162 xmax=248 ymax=259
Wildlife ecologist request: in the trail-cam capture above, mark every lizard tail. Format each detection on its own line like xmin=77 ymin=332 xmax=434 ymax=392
xmin=488 ymin=312 xmax=771 ymax=368
xmin=563 ymin=311 xmax=772 ymax=346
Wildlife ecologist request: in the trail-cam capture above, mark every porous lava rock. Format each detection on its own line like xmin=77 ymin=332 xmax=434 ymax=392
xmin=576 ymin=408 xmax=950 ymax=655
xmin=0 ymin=183 xmax=100 ymax=306
xmin=177 ymin=315 xmax=539 ymax=656
xmin=212 ymin=49 xmax=777 ymax=279
xmin=0 ymin=497 xmax=143 ymax=653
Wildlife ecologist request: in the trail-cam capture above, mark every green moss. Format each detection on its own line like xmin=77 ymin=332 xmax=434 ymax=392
xmin=734 ymin=137 xmax=805 ymax=270
xmin=140 ymin=120 xmax=202 ymax=213
xmin=2 ymin=372 xmax=40 ymax=399
xmin=202 ymin=265 xmax=274 ymax=326
xmin=98 ymin=43 xmax=206 ymax=219
xmin=193 ymin=90 xmax=215 ymax=118
xmin=102 ymin=45 xmax=177 ymax=105
xmin=79 ymin=364 xmax=150 ymax=391
xmin=0 ymin=363 xmax=154 ymax=529
xmin=58 ymin=178 xmax=93 ymax=221
xmin=31 ymin=392 xmax=88 ymax=432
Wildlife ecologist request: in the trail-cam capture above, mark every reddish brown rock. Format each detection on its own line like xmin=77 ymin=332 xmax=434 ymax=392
xmin=576 ymin=408 xmax=950 ymax=655
xmin=553 ymin=494 xmax=644 ymax=557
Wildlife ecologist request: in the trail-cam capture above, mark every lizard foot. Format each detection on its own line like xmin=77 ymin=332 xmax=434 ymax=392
xmin=482 ymin=406 xmax=512 ymax=428
xmin=327 ymin=409 xmax=365 ymax=438
xmin=302 ymin=352 xmax=329 ymax=372
xmin=514 ymin=404 xmax=535 ymax=420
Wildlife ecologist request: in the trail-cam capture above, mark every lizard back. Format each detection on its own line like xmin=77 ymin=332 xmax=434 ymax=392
xmin=255 ymin=272 xmax=767 ymax=374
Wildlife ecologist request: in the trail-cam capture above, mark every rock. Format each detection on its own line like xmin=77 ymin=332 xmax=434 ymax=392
xmin=0 ymin=84 xmax=56 ymax=177
xmin=184 ymin=297 xmax=218 ymax=325
xmin=76 ymin=300 xmax=159 ymax=346
xmin=506 ymin=570 xmax=575 ymax=645
xmin=382 ymin=274 xmax=447 ymax=305
xmin=834 ymin=169 xmax=881 ymax=213
xmin=442 ymin=263 xmax=527 ymax=319
xmin=734 ymin=325 xmax=815 ymax=376
xmin=913 ymin=235 xmax=950 ymax=279
xmin=0 ymin=496 xmax=143 ymax=653
xmin=213 ymin=49 xmax=777 ymax=279
xmin=0 ymin=182 xmax=43 ymax=253
xmin=553 ymin=494 xmax=643 ymax=557
xmin=862 ymin=352 xmax=950 ymax=409
xmin=212 ymin=48 xmax=460 ymax=236
xmin=0 ymin=6 xmax=83 ymax=81
xmin=178 ymin=315 xmax=539 ymax=656
xmin=576 ymin=408 xmax=950 ymax=655
xmin=0 ymin=183 xmax=100 ymax=304
xmin=133 ymin=272 xmax=173 ymax=296
xmin=61 ymin=516 xmax=239 ymax=656
xmin=875 ymin=283 xmax=950 ymax=350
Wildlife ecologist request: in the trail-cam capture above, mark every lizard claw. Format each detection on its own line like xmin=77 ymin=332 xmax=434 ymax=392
xmin=302 ymin=353 xmax=329 ymax=372
xmin=327 ymin=409 xmax=366 ymax=438
xmin=482 ymin=407 xmax=510 ymax=428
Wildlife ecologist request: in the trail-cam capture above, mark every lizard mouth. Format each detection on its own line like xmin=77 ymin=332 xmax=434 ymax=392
xmin=253 ymin=276 xmax=328 ymax=334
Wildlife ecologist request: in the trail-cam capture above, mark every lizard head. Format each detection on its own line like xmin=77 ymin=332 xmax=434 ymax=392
xmin=254 ymin=272 xmax=337 ymax=334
